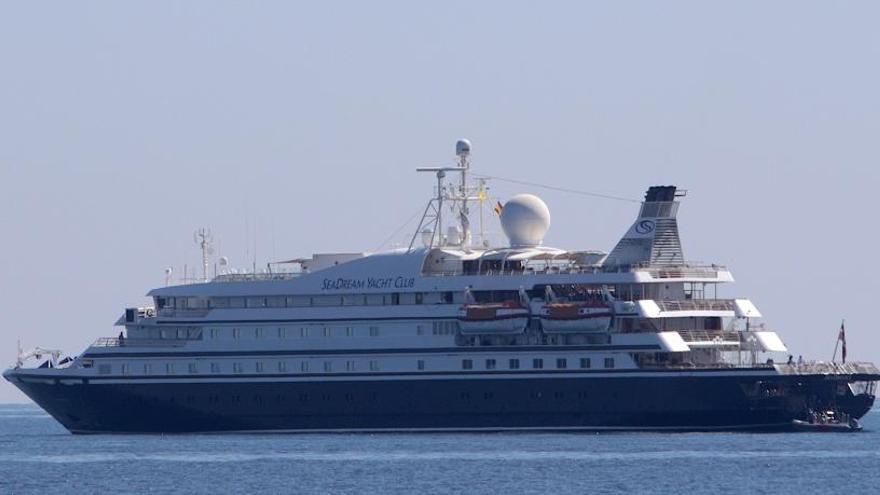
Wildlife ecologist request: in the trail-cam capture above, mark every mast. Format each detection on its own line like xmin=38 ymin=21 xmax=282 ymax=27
xmin=409 ymin=139 xmax=477 ymax=252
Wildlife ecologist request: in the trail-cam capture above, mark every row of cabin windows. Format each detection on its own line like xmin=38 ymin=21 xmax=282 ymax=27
xmin=204 ymin=326 xmax=385 ymax=339
xmin=462 ymin=357 xmax=613 ymax=370
xmin=158 ymin=292 xmax=460 ymax=311
xmin=124 ymin=360 xmax=383 ymax=375
xmin=109 ymin=357 xmax=614 ymax=375
xmin=201 ymin=324 xmax=458 ymax=340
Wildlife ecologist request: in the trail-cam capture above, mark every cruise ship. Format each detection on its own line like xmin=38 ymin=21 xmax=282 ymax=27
xmin=5 ymin=140 xmax=879 ymax=433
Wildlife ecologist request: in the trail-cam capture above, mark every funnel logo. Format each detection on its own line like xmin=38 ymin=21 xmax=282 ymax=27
xmin=635 ymin=220 xmax=655 ymax=234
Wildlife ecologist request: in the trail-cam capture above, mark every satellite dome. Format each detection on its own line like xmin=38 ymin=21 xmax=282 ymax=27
xmin=500 ymin=194 xmax=551 ymax=247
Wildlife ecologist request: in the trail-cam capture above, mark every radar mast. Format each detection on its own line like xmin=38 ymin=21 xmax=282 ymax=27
xmin=409 ymin=139 xmax=485 ymax=252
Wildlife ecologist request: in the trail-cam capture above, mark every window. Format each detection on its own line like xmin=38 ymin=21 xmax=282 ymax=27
xmin=188 ymin=363 xmax=198 ymax=374
xmin=324 ymin=361 xmax=332 ymax=372
xmin=301 ymin=362 xmax=310 ymax=372
xmin=391 ymin=293 xmax=400 ymax=305
xmin=233 ymin=363 xmax=243 ymax=374
xmin=416 ymin=325 xmax=424 ymax=336
xmin=580 ymin=358 xmax=591 ymax=369
xmin=210 ymin=328 xmax=219 ymax=339
xmin=246 ymin=297 xmax=267 ymax=308
xmin=417 ymin=360 xmax=425 ymax=370
xmin=255 ymin=328 xmax=263 ymax=339
xmin=323 ymin=327 xmax=331 ymax=337
xmin=442 ymin=291 xmax=454 ymax=303
xmin=486 ymin=359 xmax=496 ymax=370
xmin=143 ymin=363 xmax=152 ymax=374
xmin=556 ymin=358 xmax=567 ymax=369
xmin=300 ymin=327 xmax=309 ymax=337
xmin=122 ymin=363 xmax=131 ymax=375
xmin=266 ymin=296 xmax=285 ymax=308
xmin=233 ymin=328 xmax=241 ymax=339
xmin=345 ymin=327 xmax=354 ymax=337
xmin=533 ymin=358 xmax=544 ymax=369
xmin=369 ymin=326 xmax=379 ymax=337
xmin=415 ymin=292 xmax=423 ymax=304
xmin=277 ymin=327 xmax=286 ymax=338
xmin=346 ymin=361 xmax=356 ymax=372
xmin=98 ymin=364 xmax=111 ymax=375
xmin=509 ymin=359 xmax=520 ymax=369
xmin=604 ymin=357 xmax=615 ymax=369
xmin=369 ymin=360 xmax=379 ymax=371
xmin=462 ymin=359 xmax=473 ymax=370
xmin=229 ymin=297 xmax=246 ymax=308
xmin=166 ymin=363 xmax=175 ymax=374
xmin=256 ymin=362 xmax=264 ymax=373
xmin=278 ymin=361 xmax=287 ymax=372
xmin=211 ymin=363 xmax=221 ymax=373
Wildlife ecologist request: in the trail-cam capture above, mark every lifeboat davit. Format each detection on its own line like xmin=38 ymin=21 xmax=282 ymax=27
xmin=540 ymin=301 xmax=612 ymax=333
xmin=458 ymin=300 xmax=529 ymax=334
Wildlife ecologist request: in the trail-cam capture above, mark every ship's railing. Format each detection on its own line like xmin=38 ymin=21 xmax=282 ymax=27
xmin=212 ymin=272 xmax=301 ymax=283
xmin=774 ymin=361 xmax=880 ymax=377
xmin=676 ymin=329 xmax=741 ymax=343
xmin=425 ymin=263 xmax=726 ymax=278
xmin=655 ymin=300 xmax=736 ymax=312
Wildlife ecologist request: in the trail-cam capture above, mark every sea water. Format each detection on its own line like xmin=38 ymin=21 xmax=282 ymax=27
xmin=0 ymin=404 xmax=876 ymax=494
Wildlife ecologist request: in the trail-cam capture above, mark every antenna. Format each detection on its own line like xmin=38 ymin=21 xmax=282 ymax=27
xmin=194 ymin=228 xmax=214 ymax=282
xmin=410 ymin=139 xmax=479 ymax=252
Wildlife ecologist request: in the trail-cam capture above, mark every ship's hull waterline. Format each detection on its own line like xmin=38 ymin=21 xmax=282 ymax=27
xmin=6 ymin=369 xmax=874 ymax=433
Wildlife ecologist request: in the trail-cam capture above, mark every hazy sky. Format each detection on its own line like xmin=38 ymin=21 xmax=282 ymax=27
xmin=2 ymin=1 xmax=879 ymax=402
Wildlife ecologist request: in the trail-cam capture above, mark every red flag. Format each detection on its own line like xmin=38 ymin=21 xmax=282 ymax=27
xmin=838 ymin=320 xmax=846 ymax=364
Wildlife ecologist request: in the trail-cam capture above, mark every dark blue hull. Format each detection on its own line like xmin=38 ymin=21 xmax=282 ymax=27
xmin=6 ymin=371 xmax=875 ymax=433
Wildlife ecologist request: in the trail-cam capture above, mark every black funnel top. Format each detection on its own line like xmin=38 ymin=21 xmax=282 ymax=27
xmin=644 ymin=186 xmax=677 ymax=203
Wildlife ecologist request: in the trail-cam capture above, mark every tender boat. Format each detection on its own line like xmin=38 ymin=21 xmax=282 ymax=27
xmin=791 ymin=419 xmax=862 ymax=433
xmin=458 ymin=301 xmax=529 ymax=334
xmin=540 ymin=301 xmax=613 ymax=333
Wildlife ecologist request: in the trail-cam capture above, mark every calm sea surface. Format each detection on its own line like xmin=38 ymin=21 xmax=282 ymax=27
xmin=0 ymin=403 xmax=876 ymax=494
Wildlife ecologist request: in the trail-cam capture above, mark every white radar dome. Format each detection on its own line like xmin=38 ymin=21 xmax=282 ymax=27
xmin=500 ymin=194 xmax=551 ymax=247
